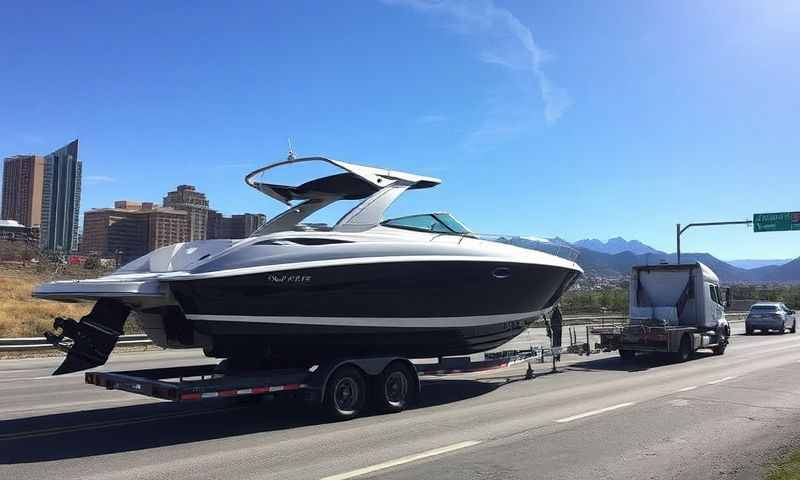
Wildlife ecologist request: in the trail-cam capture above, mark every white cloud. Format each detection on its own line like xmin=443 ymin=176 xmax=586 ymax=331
xmin=85 ymin=175 xmax=117 ymax=185
xmin=384 ymin=0 xmax=571 ymax=127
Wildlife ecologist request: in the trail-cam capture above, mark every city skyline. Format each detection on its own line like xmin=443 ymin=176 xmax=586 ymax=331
xmin=1 ymin=2 xmax=798 ymax=258
xmin=1 ymin=139 xmax=82 ymax=252
xmin=1 ymin=138 xmax=268 ymax=258
xmin=81 ymin=197 xmax=265 ymax=260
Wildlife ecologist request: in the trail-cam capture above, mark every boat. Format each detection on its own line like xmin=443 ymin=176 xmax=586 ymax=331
xmin=35 ymin=153 xmax=583 ymax=374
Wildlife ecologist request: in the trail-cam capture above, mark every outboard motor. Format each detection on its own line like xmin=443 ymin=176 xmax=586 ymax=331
xmin=44 ymin=299 xmax=131 ymax=375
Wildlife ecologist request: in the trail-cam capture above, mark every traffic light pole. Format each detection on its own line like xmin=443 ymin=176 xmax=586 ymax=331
xmin=676 ymin=220 xmax=752 ymax=264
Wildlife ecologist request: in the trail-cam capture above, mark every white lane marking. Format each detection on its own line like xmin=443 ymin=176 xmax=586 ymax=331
xmin=0 ymin=373 xmax=81 ymax=383
xmin=707 ymin=376 xmax=736 ymax=385
xmin=320 ymin=440 xmax=482 ymax=480
xmin=555 ymin=402 xmax=635 ymax=423
xmin=676 ymin=385 xmax=698 ymax=392
xmin=32 ymin=373 xmax=82 ymax=380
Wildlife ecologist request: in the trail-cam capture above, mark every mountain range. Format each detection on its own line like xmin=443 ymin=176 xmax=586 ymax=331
xmin=562 ymin=237 xmax=799 ymax=283
xmin=573 ymin=237 xmax=665 ymax=256
xmin=727 ymin=259 xmax=794 ymax=270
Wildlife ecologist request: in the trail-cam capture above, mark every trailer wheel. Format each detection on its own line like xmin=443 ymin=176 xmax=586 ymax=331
xmin=372 ymin=362 xmax=416 ymax=413
xmin=675 ymin=335 xmax=693 ymax=362
xmin=325 ymin=366 xmax=367 ymax=420
xmin=619 ymin=349 xmax=635 ymax=362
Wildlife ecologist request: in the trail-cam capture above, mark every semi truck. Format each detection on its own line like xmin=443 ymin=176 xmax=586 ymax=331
xmin=593 ymin=262 xmax=730 ymax=362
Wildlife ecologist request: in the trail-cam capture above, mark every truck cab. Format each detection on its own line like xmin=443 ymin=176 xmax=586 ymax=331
xmin=631 ymin=262 xmax=728 ymax=333
xmin=594 ymin=262 xmax=730 ymax=362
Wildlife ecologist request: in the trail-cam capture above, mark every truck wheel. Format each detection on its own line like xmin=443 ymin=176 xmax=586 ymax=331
xmin=325 ymin=366 xmax=367 ymax=420
xmin=675 ymin=335 xmax=692 ymax=362
xmin=372 ymin=362 xmax=416 ymax=413
xmin=619 ymin=349 xmax=635 ymax=362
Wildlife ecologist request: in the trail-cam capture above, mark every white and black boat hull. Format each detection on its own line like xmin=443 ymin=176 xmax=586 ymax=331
xmin=167 ymin=260 xmax=580 ymax=359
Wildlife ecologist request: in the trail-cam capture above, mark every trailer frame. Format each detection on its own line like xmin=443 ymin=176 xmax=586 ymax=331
xmin=83 ymin=348 xmax=551 ymax=418
xmin=592 ymin=322 xmax=728 ymax=361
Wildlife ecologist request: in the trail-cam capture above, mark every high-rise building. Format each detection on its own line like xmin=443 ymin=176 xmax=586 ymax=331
xmin=1 ymin=154 xmax=45 ymax=227
xmin=148 ymin=208 xmax=189 ymax=250
xmin=82 ymin=207 xmax=149 ymax=261
xmin=82 ymin=201 xmax=188 ymax=262
xmin=206 ymin=209 xmax=231 ymax=239
xmin=230 ymin=213 xmax=266 ymax=238
xmin=163 ymin=185 xmax=208 ymax=241
xmin=41 ymin=140 xmax=82 ymax=252
xmin=206 ymin=211 xmax=266 ymax=239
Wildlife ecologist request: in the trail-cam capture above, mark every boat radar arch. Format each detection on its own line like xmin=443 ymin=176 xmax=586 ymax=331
xmin=245 ymin=155 xmax=441 ymax=235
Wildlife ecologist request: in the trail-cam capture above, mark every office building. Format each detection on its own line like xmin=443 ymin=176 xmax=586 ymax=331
xmin=148 ymin=207 xmax=189 ymax=250
xmin=1 ymin=154 xmax=45 ymax=227
xmin=230 ymin=213 xmax=266 ymax=238
xmin=82 ymin=201 xmax=188 ymax=262
xmin=41 ymin=140 xmax=82 ymax=252
xmin=206 ymin=210 xmax=266 ymax=239
xmin=163 ymin=185 xmax=208 ymax=241
xmin=207 ymin=209 xmax=230 ymax=239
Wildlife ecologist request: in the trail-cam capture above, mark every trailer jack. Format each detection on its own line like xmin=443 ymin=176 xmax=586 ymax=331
xmin=44 ymin=299 xmax=131 ymax=375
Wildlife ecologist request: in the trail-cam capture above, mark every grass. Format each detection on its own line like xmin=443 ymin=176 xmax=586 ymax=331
xmin=0 ymin=275 xmax=92 ymax=338
xmin=768 ymin=448 xmax=800 ymax=480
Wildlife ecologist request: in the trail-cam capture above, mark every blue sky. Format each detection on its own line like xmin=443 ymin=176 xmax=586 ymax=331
xmin=1 ymin=0 xmax=798 ymax=259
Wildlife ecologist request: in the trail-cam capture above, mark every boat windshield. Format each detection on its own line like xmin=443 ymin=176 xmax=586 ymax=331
xmin=382 ymin=213 xmax=472 ymax=235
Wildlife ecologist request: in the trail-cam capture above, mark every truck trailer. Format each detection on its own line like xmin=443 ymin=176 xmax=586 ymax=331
xmin=593 ymin=262 xmax=730 ymax=362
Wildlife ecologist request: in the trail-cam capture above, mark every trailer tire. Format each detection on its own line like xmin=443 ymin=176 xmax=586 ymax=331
xmin=675 ymin=335 xmax=692 ymax=362
xmin=619 ymin=349 xmax=635 ymax=362
xmin=372 ymin=361 xmax=416 ymax=413
xmin=324 ymin=366 xmax=367 ymax=420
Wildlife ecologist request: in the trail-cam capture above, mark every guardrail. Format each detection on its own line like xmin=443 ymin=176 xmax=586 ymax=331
xmin=0 ymin=313 xmax=751 ymax=353
xmin=0 ymin=334 xmax=152 ymax=352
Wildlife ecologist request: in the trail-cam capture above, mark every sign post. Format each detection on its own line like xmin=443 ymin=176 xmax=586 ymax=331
xmin=753 ymin=212 xmax=800 ymax=232
xmin=676 ymin=220 xmax=752 ymax=264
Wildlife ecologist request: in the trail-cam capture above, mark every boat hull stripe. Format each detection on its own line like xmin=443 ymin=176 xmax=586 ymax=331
xmin=186 ymin=311 xmax=542 ymax=328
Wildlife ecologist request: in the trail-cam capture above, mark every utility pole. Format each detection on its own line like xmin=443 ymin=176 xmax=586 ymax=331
xmin=676 ymin=220 xmax=753 ymax=264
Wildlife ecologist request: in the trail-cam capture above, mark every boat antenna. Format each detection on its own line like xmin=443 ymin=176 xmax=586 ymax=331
xmin=287 ymin=138 xmax=295 ymax=160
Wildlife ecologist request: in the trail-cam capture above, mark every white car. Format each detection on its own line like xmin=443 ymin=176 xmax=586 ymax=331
xmin=745 ymin=302 xmax=797 ymax=335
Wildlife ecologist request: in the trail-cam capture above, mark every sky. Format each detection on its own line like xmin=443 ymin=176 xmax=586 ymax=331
xmin=1 ymin=0 xmax=798 ymax=260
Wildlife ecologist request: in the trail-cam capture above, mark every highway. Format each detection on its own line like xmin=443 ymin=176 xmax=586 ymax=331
xmin=1 ymin=323 xmax=799 ymax=480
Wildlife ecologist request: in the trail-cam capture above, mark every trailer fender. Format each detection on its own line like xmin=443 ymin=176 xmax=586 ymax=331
xmin=310 ymin=357 xmax=419 ymax=404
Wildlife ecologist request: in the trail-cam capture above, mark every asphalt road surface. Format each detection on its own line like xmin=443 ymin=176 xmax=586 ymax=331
xmin=2 ymin=323 xmax=799 ymax=480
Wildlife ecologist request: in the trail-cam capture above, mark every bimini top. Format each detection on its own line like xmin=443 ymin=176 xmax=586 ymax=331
xmin=245 ymin=155 xmax=440 ymax=206
xmin=246 ymin=155 xmax=442 ymax=234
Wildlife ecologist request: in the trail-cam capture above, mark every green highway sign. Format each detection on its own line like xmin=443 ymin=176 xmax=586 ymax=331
xmin=753 ymin=211 xmax=800 ymax=232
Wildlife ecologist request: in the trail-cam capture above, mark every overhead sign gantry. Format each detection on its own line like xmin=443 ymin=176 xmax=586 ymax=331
xmin=676 ymin=211 xmax=799 ymax=264
xmin=753 ymin=212 xmax=800 ymax=232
